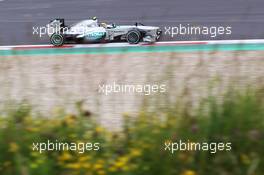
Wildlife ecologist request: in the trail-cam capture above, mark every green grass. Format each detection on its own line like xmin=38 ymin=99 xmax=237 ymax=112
xmin=0 ymin=88 xmax=263 ymax=175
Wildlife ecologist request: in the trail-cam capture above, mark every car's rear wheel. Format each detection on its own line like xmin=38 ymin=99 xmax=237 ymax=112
xmin=50 ymin=33 xmax=65 ymax=46
xmin=126 ymin=30 xmax=141 ymax=44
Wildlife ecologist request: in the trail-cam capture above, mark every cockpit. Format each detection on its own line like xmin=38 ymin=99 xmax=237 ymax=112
xmin=72 ymin=20 xmax=99 ymax=28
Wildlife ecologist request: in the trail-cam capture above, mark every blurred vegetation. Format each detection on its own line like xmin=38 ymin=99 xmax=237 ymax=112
xmin=0 ymin=88 xmax=263 ymax=175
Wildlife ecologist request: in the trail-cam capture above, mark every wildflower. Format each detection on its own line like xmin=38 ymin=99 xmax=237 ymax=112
xmin=164 ymin=139 xmax=172 ymax=145
xmin=153 ymin=128 xmax=160 ymax=134
xmin=181 ymin=170 xmax=197 ymax=175
xmin=58 ymin=152 xmax=72 ymax=162
xmin=97 ymin=170 xmax=106 ymax=175
xmin=114 ymin=156 xmax=129 ymax=169
xmin=65 ymin=155 xmax=91 ymax=169
xmin=130 ymin=148 xmax=142 ymax=157
xmin=65 ymin=163 xmax=81 ymax=169
xmin=240 ymin=154 xmax=251 ymax=165
xmin=95 ymin=126 xmax=104 ymax=133
xmin=82 ymin=163 xmax=91 ymax=169
xmin=94 ymin=164 xmax=103 ymax=170
xmin=122 ymin=112 xmax=131 ymax=120
xmin=122 ymin=165 xmax=130 ymax=171
xmin=9 ymin=142 xmax=19 ymax=153
xmin=64 ymin=115 xmax=77 ymax=125
xmin=23 ymin=116 xmax=33 ymax=124
xmin=110 ymin=156 xmax=132 ymax=172
xmin=52 ymin=119 xmax=62 ymax=127
xmin=30 ymin=152 xmax=39 ymax=157
xmin=109 ymin=166 xmax=117 ymax=172
xmin=36 ymin=157 xmax=45 ymax=164
xmin=69 ymin=133 xmax=77 ymax=139
xmin=79 ymin=155 xmax=91 ymax=162
xmin=25 ymin=127 xmax=40 ymax=132
xmin=160 ymin=123 xmax=167 ymax=129
xmin=52 ymin=107 xmax=64 ymax=115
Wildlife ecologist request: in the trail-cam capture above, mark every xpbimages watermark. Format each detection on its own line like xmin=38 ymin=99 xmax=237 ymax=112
xmin=98 ymin=82 xmax=167 ymax=95
xmin=33 ymin=23 xmax=66 ymax=38
xmin=164 ymin=24 xmax=232 ymax=38
xmin=164 ymin=140 xmax=232 ymax=154
xmin=32 ymin=140 xmax=100 ymax=154
xmin=32 ymin=25 xmax=92 ymax=38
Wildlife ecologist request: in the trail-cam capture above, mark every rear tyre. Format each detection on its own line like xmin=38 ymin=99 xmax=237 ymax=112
xmin=126 ymin=30 xmax=141 ymax=44
xmin=50 ymin=33 xmax=65 ymax=46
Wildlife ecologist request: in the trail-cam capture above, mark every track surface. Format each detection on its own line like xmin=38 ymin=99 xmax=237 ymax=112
xmin=1 ymin=0 xmax=264 ymax=45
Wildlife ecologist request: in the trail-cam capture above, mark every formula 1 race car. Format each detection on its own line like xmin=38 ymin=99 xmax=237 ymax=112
xmin=47 ymin=17 xmax=162 ymax=46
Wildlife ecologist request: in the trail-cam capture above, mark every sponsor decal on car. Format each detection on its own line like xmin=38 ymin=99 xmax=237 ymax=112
xmin=85 ymin=32 xmax=105 ymax=40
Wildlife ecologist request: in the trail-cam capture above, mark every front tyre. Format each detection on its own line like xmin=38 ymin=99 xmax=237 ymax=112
xmin=126 ymin=30 xmax=141 ymax=44
xmin=50 ymin=33 xmax=65 ymax=46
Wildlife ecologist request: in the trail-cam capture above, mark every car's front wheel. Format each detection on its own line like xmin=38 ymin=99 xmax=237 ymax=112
xmin=126 ymin=30 xmax=141 ymax=44
xmin=50 ymin=33 xmax=65 ymax=46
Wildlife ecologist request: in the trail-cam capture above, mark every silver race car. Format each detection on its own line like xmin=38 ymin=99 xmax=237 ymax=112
xmin=47 ymin=17 xmax=162 ymax=46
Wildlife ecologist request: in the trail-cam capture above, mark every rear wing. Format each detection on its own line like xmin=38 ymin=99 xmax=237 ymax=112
xmin=49 ymin=19 xmax=65 ymax=28
xmin=47 ymin=19 xmax=67 ymax=36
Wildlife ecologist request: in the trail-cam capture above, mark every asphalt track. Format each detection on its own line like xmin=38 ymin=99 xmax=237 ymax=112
xmin=1 ymin=0 xmax=264 ymax=45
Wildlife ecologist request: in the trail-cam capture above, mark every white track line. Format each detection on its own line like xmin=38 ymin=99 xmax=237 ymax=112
xmin=1 ymin=39 xmax=264 ymax=50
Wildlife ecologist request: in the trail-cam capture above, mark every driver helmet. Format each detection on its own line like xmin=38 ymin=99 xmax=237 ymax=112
xmin=101 ymin=22 xmax=107 ymax=28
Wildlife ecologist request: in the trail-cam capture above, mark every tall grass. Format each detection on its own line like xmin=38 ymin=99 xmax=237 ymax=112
xmin=0 ymin=87 xmax=263 ymax=175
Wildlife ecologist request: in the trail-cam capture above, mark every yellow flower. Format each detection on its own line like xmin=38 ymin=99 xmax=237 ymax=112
xmin=94 ymin=163 xmax=103 ymax=170
xmin=52 ymin=119 xmax=62 ymax=127
xmin=122 ymin=165 xmax=130 ymax=171
xmin=97 ymin=170 xmax=106 ymax=175
xmin=30 ymin=152 xmax=39 ymax=157
xmin=58 ymin=152 xmax=72 ymax=162
xmin=36 ymin=158 xmax=45 ymax=164
xmin=52 ymin=107 xmax=64 ymax=116
xmin=64 ymin=115 xmax=76 ymax=125
xmin=69 ymin=133 xmax=77 ymax=139
xmin=25 ymin=127 xmax=40 ymax=132
xmin=23 ymin=116 xmax=33 ymax=124
xmin=79 ymin=155 xmax=91 ymax=162
xmin=130 ymin=148 xmax=142 ymax=157
xmin=109 ymin=166 xmax=117 ymax=172
xmin=164 ymin=139 xmax=172 ymax=144
xmin=160 ymin=123 xmax=167 ymax=129
xmin=84 ymin=131 xmax=93 ymax=139
xmin=122 ymin=112 xmax=130 ymax=116
xmin=65 ymin=163 xmax=81 ymax=169
xmin=181 ymin=170 xmax=197 ymax=175
xmin=114 ymin=156 xmax=129 ymax=169
xmin=9 ymin=142 xmax=19 ymax=153
xmin=82 ymin=163 xmax=91 ymax=169
xmin=95 ymin=126 xmax=104 ymax=133
xmin=153 ymin=128 xmax=160 ymax=134
xmin=142 ymin=143 xmax=151 ymax=149
xmin=240 ymin=154 xmax=251 ymax=165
